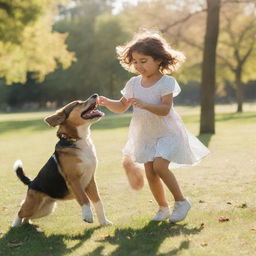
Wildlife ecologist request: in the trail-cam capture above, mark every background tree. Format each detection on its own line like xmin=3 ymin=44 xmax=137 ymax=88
xmin=217 ymin=2 xmax=256 ymax=112
xmin=0 ymin=0 xmax=41 ymax=43
xmin=200 ymin=0 xmax=221 ymax=134
xmin=0 ymin=0 xmax=74 ymax=84
xmin=40 ymin=0 xmax=129 ymax=105
xmin=1 ymin=0 xmax=255 ymax=112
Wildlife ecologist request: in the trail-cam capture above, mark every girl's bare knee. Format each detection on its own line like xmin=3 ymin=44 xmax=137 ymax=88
xmin=153 ymin=158 xmax=169 ymax=176
xmin=153 ymin=165 xmax=169 ymax=179
xmin=153 ymin=162 xmax=161 ymax=174
xmin=145 ymin=168 xmax=157 ymax=182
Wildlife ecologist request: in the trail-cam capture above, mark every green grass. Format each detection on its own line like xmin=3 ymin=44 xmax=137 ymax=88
xmin=0 ymin=105 xmax=256 ymax=256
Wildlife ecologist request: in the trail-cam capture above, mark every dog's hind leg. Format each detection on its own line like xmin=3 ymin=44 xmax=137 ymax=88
xmin=31 ymin=198 xmax=57 ymax=219
xmin=12 ymin=215 xmax=22 ymax=227
xmin=19 ymin=200 xmax=56 ymax=226
xmin=12 ymin=199 xmax=26 ymax=227
xmin=85 ymin=176 xmax=112 ymax=225
xmin=12 ymin=190 xmax=50 ymax=227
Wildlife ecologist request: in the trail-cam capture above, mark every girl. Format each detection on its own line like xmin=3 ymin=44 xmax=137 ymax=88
xmin=97 ymin=31 xmax=210 ymax=223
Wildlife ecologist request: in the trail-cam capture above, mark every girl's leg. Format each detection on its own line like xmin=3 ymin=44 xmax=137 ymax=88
xmin=144 ymin=161 xmax=168 ymax=207
xmin=153 ymin=157 xmax=184 ymax=202
xmin=153 ymin=157 xmax=191 ymax=223
xmin=144 ymin=161 xmax=170 ymax=221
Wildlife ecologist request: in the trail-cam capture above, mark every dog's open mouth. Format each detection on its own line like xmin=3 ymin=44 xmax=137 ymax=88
xmin=81 ymin=103 xmax=104 ymax=119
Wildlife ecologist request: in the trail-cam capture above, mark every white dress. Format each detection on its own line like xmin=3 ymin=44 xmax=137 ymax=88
xmin=121 ymin=75 xmax=210 ymax=168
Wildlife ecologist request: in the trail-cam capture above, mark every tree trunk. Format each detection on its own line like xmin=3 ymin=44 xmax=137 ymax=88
xmin=200 ymin=0 xmax=221 ymax=134
xmin=234 ymin=67 xmax=243 ymax=112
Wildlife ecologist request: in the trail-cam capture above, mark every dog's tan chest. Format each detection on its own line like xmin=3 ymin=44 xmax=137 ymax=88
xmin=76 ymin=139 xmax=97 ymax=184
xmin=77 ymin=139 xmax=97 ymax=164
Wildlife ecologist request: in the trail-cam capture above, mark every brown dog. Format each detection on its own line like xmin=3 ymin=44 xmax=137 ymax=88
xmin=12 ymin=94 xmax=112 ymax=227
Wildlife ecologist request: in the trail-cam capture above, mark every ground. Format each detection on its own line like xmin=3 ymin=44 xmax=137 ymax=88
xmin=0 ymin=104 xmax=255 ymax=256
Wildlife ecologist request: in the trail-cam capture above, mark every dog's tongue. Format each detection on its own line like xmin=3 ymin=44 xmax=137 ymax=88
xmin=83 ymin=109 xmax=103 ymax=118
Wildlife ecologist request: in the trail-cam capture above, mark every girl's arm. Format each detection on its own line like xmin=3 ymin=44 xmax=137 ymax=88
xmin=129 ymin=93 xmax=173 ymax=116
xmin=97 ymin=96 xmax=131 ymax=113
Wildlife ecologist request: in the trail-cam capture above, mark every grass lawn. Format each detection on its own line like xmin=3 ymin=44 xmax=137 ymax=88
xmin=0 ymin=104 xmax=255 ymax=256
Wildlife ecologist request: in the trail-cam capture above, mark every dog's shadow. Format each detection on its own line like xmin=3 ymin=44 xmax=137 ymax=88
xmin=0 ymin=224 xmax=99 ymax=256
xmin=88 ymin=221 xmax=204 ymax=256
xmin=0 ymin=222 xmax=204 ymax=256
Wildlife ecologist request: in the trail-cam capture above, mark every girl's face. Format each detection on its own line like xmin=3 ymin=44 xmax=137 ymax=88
xmin=131 ymin=51 xmax=161 ymax=77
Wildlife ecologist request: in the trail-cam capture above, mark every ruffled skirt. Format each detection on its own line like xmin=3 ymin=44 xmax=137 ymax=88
xmin=122 ymin=131 xmax=210 ymax=169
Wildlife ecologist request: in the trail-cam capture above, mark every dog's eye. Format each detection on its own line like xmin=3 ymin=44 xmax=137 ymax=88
xmin=64 ymin=102 xmax=80 ymax=117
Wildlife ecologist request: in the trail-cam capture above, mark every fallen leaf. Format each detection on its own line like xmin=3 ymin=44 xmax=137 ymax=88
xmin=100 ymin=235 xmax=112 ymax=240
xmin=237 ymin=203 xmax=247 ymax=208
xmin=200 ymin=223 xmax=205 ymax=228
xmin=218 ymin=216 xmax=230 ymax=222
xmin=251 ymin=226 xmax=256 ymax=231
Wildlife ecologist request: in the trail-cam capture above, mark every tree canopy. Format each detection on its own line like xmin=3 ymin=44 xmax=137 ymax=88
xmin=0 ymin=0 xmax=255 ymax=112
xmin=0 ymin=0 xmax=74 ymax=84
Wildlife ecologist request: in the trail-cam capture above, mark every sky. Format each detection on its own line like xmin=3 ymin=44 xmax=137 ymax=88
xmin=112 ymin=0 xmax=139 ymax=14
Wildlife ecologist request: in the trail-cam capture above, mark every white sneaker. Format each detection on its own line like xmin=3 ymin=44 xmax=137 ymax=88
xmin=170 ymin=199 xmax=191 ymax=223
xmin=152 ymin=206 xmax=170 ymax=221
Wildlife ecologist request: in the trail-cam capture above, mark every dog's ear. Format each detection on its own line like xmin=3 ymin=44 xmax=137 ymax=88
xmin=44 ymin=112 xmax=66 ymax=127
xmin=44 ymin=101 xmax=79 ymax=127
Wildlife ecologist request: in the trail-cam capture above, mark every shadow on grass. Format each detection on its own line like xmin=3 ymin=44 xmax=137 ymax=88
xmin=215 ymin=112 xmax=256 ymax=122
xmin=0 ymin=115 xmax=132 ymax=135
xmin=197 ymin=133 xmax=213 ymax=147
xmin=0 ymin=222 xmax=203 ymax=256
xmin=88 ymin=222 xmax=203 ymax=256
xmin=184 ymin=111 xmax=256 ymax=124
xmin=0 ymin=224 xmax=100 ymax=256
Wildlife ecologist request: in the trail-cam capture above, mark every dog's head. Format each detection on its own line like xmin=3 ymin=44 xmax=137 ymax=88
xmin=44 ymin=94 xmax=104 ymax=127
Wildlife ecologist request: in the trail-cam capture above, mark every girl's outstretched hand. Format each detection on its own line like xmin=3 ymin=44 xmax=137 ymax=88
xmin=128 ymin=98 xmax=147 ymax=109
xmin=97 ymin=96 xmax=109 ymax=106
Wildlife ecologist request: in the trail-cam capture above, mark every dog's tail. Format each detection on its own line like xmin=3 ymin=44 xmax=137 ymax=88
xmin=122 ymin=156 xmax=144 ymax=190
xmin=13 ymin=160 xmax=31 ymax=186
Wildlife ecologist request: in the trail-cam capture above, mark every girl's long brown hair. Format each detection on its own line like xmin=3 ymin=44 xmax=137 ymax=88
xmin=116 ymin=30 xmax=185 ymax=74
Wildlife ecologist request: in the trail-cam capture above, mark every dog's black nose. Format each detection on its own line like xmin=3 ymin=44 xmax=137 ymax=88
xmin=91 ymin=94 xmax=98 ymax=99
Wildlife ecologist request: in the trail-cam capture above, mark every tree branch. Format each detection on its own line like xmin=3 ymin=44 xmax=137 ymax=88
xmin=160 ymin=9 xmax=206 ymax=33
xmin=241 ymin=44 xmax=255 ymax=65
xmin=217 ymin=53 xmax=236 ymax=72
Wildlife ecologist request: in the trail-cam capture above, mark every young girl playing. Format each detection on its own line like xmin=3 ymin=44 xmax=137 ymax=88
xmin=97 ymin=31 xmax=210 ymax=223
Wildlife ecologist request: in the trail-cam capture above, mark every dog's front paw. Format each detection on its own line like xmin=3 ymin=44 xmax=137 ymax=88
xmin=100 ymin=219 xmax=113 ymax=226
xmin=82 ymin=204 xmax=93 ymax=223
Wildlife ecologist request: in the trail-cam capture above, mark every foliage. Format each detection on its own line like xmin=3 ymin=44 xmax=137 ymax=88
xmin=0 ymin=0 xmax=75 ymax=84
xmin=1 ymin=0 xmax=256 ymax=108
xmin=119 ymin=0 xmax=256 ymax=107
xmin=0 ymin=0 xmax=41 ymax=43
xmin=41 ymin=0 xmax=130 ymax=104
xmin=217 ymin=2 xmax=256 ymax=83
